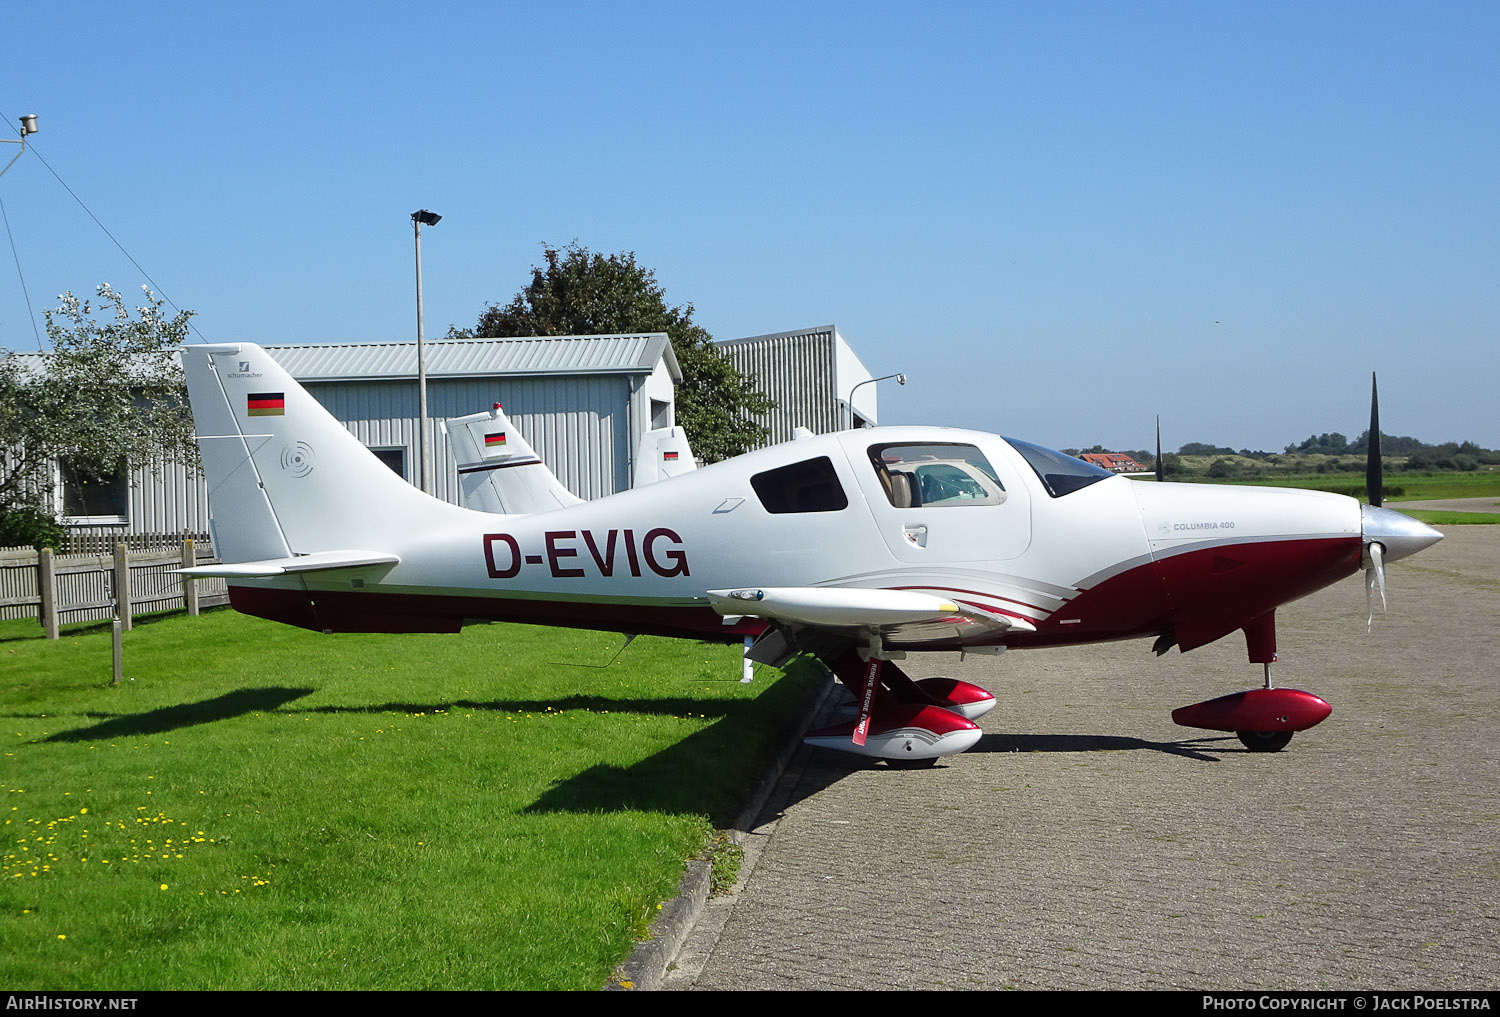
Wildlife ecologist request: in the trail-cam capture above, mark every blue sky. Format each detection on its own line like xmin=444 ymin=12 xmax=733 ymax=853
xmin=3 ymin=1 xmax=1496 ymax=452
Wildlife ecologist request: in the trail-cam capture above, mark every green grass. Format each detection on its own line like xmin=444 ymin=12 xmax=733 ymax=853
xmin=1401 ymin=511 xmax=1500 ymax=525
xmin=1155 ymin=471 xmax=1500 ymax=505
xmin=0 ymin=608 xmax=821 ymax=989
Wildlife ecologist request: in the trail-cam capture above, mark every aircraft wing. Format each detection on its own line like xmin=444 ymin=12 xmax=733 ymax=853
xmin=706 ymin=586 xmax=1035 ymax=646
xmin=177 ymin=550 xmax=400 ymax=578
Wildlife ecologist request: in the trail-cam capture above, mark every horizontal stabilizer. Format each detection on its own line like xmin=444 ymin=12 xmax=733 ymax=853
xmin=177 ymin=550 xmax=400 ymax=578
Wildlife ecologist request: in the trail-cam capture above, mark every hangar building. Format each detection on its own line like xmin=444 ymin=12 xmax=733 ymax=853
xmin=718 ymin=325 xmax=879 ymax=444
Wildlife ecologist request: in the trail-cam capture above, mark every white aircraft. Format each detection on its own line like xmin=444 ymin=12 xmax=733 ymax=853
xmin=179 ymin=345 xmax=1442 ymax=765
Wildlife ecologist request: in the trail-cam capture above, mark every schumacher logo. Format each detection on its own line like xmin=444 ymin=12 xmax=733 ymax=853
xmin=484 ymin=528 xmax=689 ymax=580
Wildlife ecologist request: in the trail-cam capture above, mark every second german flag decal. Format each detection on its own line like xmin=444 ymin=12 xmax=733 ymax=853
xmin=247 ymin=392 xmax=285 ymax=416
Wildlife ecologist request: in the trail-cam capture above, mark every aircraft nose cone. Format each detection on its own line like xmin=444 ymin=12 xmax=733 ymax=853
xmin=1361 ymin=504 xmax=1443 ymax=564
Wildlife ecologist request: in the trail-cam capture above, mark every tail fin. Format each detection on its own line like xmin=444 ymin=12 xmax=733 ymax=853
xmin=442 ymin=403 xmax=585 ymax=514
xmin=632 ymin=426 xmax=697 ymax=488
xmin=182 ymin=343 xmax=463 ymax=563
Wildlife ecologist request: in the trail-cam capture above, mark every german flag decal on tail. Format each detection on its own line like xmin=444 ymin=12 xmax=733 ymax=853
xmin=484 ymin=432 xmax=507 ymax=447
xmin=247 ymin=393 xmax=286 ymax=416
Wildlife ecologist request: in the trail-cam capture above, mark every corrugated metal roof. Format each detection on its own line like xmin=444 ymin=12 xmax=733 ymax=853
xmin=259 ymin=334 xmax=679 ymax=382
xmin=717 ymin=325 xmax=836 ymax=348
xmin=6 ymin=333 xmax=683 ymax=383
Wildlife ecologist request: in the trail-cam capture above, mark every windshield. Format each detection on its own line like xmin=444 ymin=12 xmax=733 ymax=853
xmin=1004 ymin=437 xmax=1113 ymax=497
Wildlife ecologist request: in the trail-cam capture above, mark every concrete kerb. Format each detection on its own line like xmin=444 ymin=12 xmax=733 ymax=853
xmin=607 ymin=668 xmax=838 ymax=991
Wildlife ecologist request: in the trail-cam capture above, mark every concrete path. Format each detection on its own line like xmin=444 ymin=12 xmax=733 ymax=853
xmin=1389 ymin=496 xmax=1500 ymax=513
xmin=665 ymin=527 xmax=1500 ymax=990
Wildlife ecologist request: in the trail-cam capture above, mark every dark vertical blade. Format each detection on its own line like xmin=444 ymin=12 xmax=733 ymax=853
xmin=1366 ymin=372 xmax=1382 ymax=507
xmin=1155 ymin=416 xmax=1164 ymax=483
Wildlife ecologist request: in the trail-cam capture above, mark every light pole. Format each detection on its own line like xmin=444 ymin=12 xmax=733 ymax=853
xmin=847 ymin=372 xmax=906 ymax=429
xmin=0 ymin=114 xmax=38 ymax=180
xmin=412 ymin=209 xmax=441 ymax=494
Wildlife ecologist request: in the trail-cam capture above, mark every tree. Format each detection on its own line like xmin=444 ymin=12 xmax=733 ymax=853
xmin=0 ymin=284 xmax=197 ymax=547
xmin=452 ymin=243 xmax=773 ymax=462
xmin=1178 ymin=441 xmax=1237 ymax=456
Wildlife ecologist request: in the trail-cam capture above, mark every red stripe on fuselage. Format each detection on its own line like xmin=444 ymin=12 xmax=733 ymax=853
xmin=889 ymin=584 xmax=1054 ymax=616
xmin=1013 ymin=535 xmax=1361 ymax=650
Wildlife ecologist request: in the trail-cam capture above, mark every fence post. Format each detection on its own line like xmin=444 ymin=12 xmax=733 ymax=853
xmin=39 ymin=547 xmax=59 ymax=640
xmin=181 ymin=537 xmax=199 ymax=616
xmin=113 ymin=542 xmax=132 ymax=632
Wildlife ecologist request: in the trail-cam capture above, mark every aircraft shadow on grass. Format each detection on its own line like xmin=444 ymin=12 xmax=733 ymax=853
xmin=28 ymin=680 xmax=1230 ymax=820
xmin=41 ymin=686 xmax=315 ymax=742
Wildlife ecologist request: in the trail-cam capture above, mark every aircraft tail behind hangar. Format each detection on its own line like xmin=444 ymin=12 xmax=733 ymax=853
xmin=181 ymin=343 xmax=471 ymax=564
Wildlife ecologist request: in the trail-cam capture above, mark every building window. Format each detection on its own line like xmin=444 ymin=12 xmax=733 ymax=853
xmin=369 ymin=447 xmax=407 ymax=480
xmin=60 ymin=458 xmax=129 ymax=524
xmin=650 ymin=399 xmax=672 ymax=429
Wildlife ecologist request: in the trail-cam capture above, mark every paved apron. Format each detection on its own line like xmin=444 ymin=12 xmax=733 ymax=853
xmin=667 ymin=527 xmax=1500 ymax=990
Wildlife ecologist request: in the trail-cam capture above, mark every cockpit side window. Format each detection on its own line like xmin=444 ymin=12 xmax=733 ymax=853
xmin=867 ymin=443 xmax=1006 ymax=507
xmin=750 ymin=456 xmax=849 ymax=514
xmin=1004 ymin=437 xmax=1113 ymax=497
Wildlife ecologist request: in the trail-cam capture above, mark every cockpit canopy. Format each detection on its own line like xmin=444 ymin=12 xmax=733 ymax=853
xmin=1003 ymin=437 xmax=1114 ymax=497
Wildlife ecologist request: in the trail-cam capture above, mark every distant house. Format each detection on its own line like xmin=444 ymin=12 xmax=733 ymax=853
xmin=1079 ymin=452 xmax=1146 ymax=473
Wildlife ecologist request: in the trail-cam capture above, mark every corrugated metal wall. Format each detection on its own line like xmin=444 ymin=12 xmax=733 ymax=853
xmin=720 ymin=331 xmax=840 ymax=444
xmin=127 ymin=459 xmax=212 ymax=534
xmin=307 ymin=374 xmax=634 ymax=503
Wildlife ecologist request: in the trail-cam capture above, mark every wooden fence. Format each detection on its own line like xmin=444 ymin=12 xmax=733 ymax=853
xmin=0 ymin=538 xmax=228 ymax=637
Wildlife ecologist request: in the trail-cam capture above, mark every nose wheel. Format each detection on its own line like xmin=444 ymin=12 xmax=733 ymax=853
xmin=1173 ymin=662 xmax=1331 ymax=753
xmin=1236 ymin=729 xmax=1295 ymax=752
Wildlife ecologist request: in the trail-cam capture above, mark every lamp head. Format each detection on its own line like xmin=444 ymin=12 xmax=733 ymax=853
xmin=412 ymin=209 xmax=442 ymax=227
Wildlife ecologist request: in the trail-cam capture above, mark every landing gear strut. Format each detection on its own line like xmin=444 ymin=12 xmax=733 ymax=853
xmin=802 ymin=645 xmax=994 ymax=764
xmin=1171 ymin=613 xmax=1332 ymax=752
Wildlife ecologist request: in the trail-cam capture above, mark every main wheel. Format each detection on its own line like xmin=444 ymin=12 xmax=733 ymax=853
xmin=1237 ymin=729 xmax=1294 ymax=752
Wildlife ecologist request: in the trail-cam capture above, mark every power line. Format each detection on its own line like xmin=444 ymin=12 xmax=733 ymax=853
xmin=0 ymin=109 xmax=208 ymax=344
xmin=0 ymin=190 xmax=42 ymax=349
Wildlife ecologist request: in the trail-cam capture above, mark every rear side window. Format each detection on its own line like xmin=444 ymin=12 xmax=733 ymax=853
xmin=751 ymin=457 xmax=849 ymax=514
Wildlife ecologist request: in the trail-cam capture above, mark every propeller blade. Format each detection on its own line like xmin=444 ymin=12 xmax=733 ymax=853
xmin=1155 ymin=415 xmax=1164 ymax=483
xmin=1366 ymin=372 xmax=1382 ymax=508
xmin=1365 ymin=541 xmax=1387 ymax=632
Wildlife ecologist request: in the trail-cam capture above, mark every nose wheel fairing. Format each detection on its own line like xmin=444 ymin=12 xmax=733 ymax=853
xmin=1171 ymin=688 xmax=1332 ymax=737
